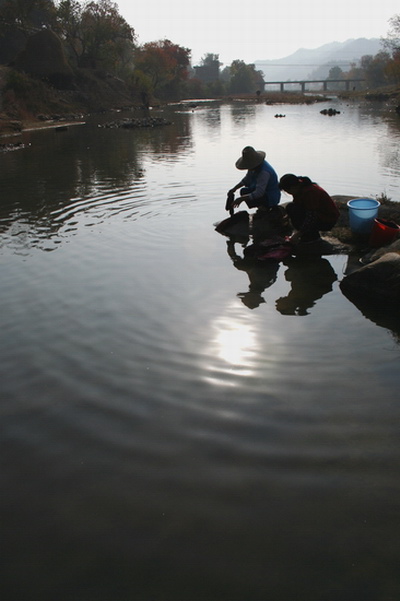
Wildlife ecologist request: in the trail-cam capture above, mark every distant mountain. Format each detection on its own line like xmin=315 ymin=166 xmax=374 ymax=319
xmin=255 ymin=38 xmax=383 ymax=82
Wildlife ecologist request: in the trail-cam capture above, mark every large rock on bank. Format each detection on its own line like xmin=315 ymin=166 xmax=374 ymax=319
xmin=340 ymin=251 xmax=400 ymax=308
xmin=336 ymin=199 xmax=400 ymax=313
xmin=340 ymin=251 xmax=400 ymax=338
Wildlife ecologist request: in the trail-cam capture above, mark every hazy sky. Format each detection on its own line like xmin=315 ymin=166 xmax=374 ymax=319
xmin=115 ymin=0 xmax=399 ymax=66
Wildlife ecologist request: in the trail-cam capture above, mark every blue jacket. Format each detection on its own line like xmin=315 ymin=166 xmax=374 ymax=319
xmin=241 ymin=160 xmax=280 ymax=207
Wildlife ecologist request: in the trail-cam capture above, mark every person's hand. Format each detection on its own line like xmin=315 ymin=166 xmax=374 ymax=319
xmin=225 ymin=190 xmax=235 ymax=213
xmin=288 ymin=231 xmax=301 ymax=244
xmin=233 ymin=197 xmax=243 ymax=208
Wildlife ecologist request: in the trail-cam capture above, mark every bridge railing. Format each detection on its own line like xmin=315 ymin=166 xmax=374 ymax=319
xmin=263 ymin=79 xmax=365 ymax=92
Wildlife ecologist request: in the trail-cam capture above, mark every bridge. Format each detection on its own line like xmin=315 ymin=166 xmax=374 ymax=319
xmin=263 ymin=79 xmax=365 ymax=92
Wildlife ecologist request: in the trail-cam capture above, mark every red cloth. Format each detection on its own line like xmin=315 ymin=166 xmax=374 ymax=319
xmin=293 ymin=183 xmax=339 ymax=226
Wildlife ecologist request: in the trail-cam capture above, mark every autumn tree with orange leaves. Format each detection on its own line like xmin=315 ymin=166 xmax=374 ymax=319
xmin=134 ymin=39 xmax=191 ymax=100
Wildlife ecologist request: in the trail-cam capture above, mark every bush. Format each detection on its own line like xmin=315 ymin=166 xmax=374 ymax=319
xmin=3 ymin=68 xmax=60 ymax=117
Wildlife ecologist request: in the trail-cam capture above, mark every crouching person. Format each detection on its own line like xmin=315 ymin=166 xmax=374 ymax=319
xmin=279 ymin=174 xmax=339 ymax=243
xmin=226 ymin=146 xmax=281 ymax=213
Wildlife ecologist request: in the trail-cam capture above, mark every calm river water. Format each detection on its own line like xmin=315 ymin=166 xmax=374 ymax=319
xmin=1 ymin=98 xmax=400 ymax=601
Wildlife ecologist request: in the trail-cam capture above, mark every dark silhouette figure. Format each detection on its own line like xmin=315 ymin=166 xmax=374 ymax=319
xmin=226 ymin=239 xmax=280 ymax=309
xmin=276 ymin=256 xmax=337 ymax=316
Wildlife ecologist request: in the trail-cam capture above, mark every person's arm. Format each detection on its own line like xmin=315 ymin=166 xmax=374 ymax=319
xmin=226 ymin=180 xmax=243 ymax=212
xmin=227 ymin=175 xmax=248 ymax=210
xmin=228 ymin=176 xmax=246 ymax=196
xmin=234 ymin=170 xmax=270 ymax=208
xmin=247 ymin=169 xmax=270 ymax=202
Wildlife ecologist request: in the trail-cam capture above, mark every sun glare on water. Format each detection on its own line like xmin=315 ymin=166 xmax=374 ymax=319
xmin=203 ymin=308 xmax=260 ymax=384
xmin=215 ymin=322 xmax=256 ymax=367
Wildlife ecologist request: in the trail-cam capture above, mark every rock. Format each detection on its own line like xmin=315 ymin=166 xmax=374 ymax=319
xmin=214 ymin=211 xmax=250 ymax=243
xmin=99 ymin=117 xmax=172 ymax=129
xmin=320 ymin=108 xmax=341 ymax=116
xmin=340 ymin=252 xmax=400 ymax=308
xmin=0 ymin=141 xmax=26 ymax=152
xmin=359 ymin=238 xmax=400 ymax=265
xmin=292 ymin=235 xmax=352 ymax=256
xmin=340 ymin=252 xmax=400 ymax=337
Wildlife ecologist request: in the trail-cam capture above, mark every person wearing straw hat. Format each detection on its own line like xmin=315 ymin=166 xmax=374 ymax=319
xmin=226 ymin=146 xmax=281 ymax=213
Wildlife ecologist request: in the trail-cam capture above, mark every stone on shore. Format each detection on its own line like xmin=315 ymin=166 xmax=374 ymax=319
xmin=340 ymin=252 xmax=400 ymax=307
xmin=98 ymin=117 xmax=172 ymax=129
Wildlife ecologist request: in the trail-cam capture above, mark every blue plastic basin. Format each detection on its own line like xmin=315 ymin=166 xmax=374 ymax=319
xmin=347 ymin=198 xmax=380 ymax=234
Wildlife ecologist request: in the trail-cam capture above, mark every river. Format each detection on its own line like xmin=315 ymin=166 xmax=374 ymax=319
xmin=1 ymin=98 xmax=400 ymax=601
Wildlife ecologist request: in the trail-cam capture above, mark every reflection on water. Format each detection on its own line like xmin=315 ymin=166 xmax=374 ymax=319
xmin=210 ymin=310 xmax=258 ymax=377
xmin=229 ymin=101 xmax=257 ymax=126
xmin=226 ymin=239 xmax=280 ymax=309
xmin=276 ymin=256 xmax=338 ymax=315
xmin=1 ymin=100 xmax=400 ymax=601
xmin=2 ymin=100 xmax=400 ymax=255
xmin=0 ymin=111 xmax=197 ymax=252
xmin=224 ymin=238 xmax=337 ymax=315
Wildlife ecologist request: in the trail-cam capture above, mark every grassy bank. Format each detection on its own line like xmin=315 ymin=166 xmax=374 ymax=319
xmin=0 ymin=66 xmax=140 ymax=135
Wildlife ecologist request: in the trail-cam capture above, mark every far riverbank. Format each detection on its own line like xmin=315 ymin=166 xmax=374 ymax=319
xmin=1 ymin=70 xmax=400 ymax=138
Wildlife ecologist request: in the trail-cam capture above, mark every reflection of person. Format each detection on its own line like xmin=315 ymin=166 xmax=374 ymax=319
xmin=279 ymin=174 xmax=339 ymax=243
xmin=226 ymin=146 xmax=281 ymax=213
xmin=227 ymin=239 xmax=280 ymax=309
xmin=276 ymin=256 xmax=337 ymax=315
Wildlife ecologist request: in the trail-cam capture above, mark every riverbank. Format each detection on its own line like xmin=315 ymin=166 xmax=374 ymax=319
xmin=0 ymin=65 xmax=141 ymax=137
xmin=1 ymin=60 xmax=400 ymax=137
xmin=0 ymin=91 xmax=325 ymax=137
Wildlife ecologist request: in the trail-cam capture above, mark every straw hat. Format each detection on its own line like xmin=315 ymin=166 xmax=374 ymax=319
xmin=235 ymin=146 xmax=266 ymax=170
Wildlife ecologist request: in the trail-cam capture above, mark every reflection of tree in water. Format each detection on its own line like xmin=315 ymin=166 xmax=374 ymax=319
xmin=363 ymin=105 xmax=400 ymax=193
xmin=226 ymin=239 xmax=280 ymax=309
xmin=376 ymin=133 xmax=400 ymax=178
xmin=229 ymin=103 xmax=256 ymax=127
xmin=276 ymin=256 xmax=337 ymax=316
xmin=0 ymin=131 xmax=144 ymax=251
xmin=140 ymin=112 xmax=193 ymax=158
xmin=0 ymin=110 xmax=194 ymax=251
xmin=195 ymin=106 xmax=222 ymax=131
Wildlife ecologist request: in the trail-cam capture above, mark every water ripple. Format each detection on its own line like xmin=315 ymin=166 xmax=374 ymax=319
xmin=0 ymin=183 xmax=197 ymax=253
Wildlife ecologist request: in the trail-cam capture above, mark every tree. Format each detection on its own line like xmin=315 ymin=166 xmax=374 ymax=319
xmin=383 ymin=14 xmax=400 ymax=54
xmin=385 ymin=49 xmax=400 ymax=83
xmin=327 ymin=66 xmax=344 ymax=80
xmin=0 ymin=0 xmax=56 ymax=37
xmin=193 ymin=53 xmax=221 ymax=83
xmin=56 ymin=0 xmax=136 ymax=72
xmin=56 ymin=0 xmax=84 ymax=63
xmin=381 ymin=14 xmax=400 ymax=83
xmin=326 ymin=66 xmax=345 ymax=90
xmin=343 ymin=62 xmax=365 ymax=90
xmin=134 ymin=39 xmax=191 ymax=100
xmin=361 ymin=52 xmax=391 ymax=87
xmin=227 ymin=60 xmax=264 ymax=93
